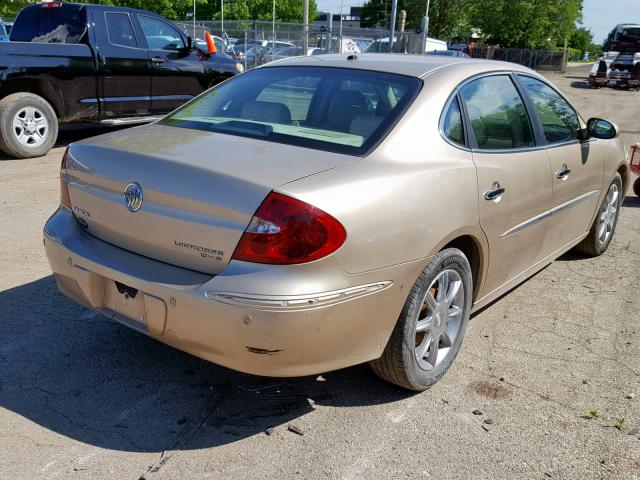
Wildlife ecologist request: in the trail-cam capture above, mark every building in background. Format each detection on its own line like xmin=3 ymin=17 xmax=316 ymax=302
xmin=315 ymin=7 xmax=363 ymax=29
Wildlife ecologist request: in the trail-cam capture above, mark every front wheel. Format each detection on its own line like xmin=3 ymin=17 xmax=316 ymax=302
xmin=370 ymin=248 xmax=473 ymax=391
xmin=633 ymin=177 xmax=640 ymax=198
xmin=0 ymin=92 xmax=58 ymax=159
xmin=575 ymin=174 xmax=623 ymax=256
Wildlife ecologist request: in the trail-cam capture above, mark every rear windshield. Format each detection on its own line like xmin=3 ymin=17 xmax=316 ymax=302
xmin=10 ymin=4 xmax=86 ymax=43
xmin=160 ymin=66 xmax=421 ymax=155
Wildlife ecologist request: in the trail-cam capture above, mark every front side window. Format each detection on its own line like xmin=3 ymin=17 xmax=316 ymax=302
xmin=442 ymin=98 xmax=465 ymax=146
xmin=160 ymin=66 xmax=421 ymax=155
xmin=106 ymin=13 xmax=137 ymax=48
xmin=138 ymin=16 xmax=185 ymax=51
xmin=518 ymin=75 xmax=580 ymax=144
xmin=460 ymin=75 xmax=534 ymax=150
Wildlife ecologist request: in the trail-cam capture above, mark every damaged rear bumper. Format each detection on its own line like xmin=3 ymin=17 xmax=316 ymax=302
xmin=44 ymin=207 xmax=422 ymax=377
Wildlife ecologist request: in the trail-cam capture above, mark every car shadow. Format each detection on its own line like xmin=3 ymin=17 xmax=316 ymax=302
xmin=0 ymin=276 xmax=414 ymax=453
xmin=570 ymin=80 xmax=591 ymax=89
xmin=623 ymin=195 xmax=640 ymax=208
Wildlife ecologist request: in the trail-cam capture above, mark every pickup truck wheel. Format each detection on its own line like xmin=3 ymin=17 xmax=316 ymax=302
xmin=369 ymin=248 xmax=472 ymax=391
xmin=0 ymin=93 xmax=58 ymax=159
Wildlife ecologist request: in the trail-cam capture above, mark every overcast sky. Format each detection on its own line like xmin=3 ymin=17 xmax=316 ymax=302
xmin=317 ymin=0 xmax=640 ymax=43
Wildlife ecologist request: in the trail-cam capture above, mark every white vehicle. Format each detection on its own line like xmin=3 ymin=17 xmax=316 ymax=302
xmin=362 ymin=36 xmax=447 ymax=53
xmin=425 ymin=37 xmax=448 ymax=53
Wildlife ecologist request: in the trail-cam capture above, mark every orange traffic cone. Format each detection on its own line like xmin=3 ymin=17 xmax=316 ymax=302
xmin=205 ymin=31 xmax=217 ymax=54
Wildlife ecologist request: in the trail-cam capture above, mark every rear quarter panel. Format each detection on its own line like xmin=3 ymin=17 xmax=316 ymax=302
xmin=278 ymin=81 xmax=486 ymax=280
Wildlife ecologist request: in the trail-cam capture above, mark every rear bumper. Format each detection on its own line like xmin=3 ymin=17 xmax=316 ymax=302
xmin=44 ymin=208 xmax=423 ymax=377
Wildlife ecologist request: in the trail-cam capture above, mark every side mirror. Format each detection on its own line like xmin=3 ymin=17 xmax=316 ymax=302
xmin=586 ymin=118 xmax=618 ymax=140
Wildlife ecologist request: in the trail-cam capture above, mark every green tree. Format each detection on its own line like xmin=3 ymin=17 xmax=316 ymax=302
xmin=1 ymin=0 xmax=35 ymax=19
xmin=569 ymin=26 xmax=592 ymax=55
xmin=206 ymin=0 xmax=317 ymax=23
xmin=361 ymin=0 xmax=473 ymax=39
xmin=470 ymin=0 xmax=583 ymax=48
xmin=0 ymin=0 xmax=316 ymax=22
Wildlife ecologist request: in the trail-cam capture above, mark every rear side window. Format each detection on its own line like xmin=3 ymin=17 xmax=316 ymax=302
xmin=442 ymin=98 xmax=465 ymax=146
xmin=517 ymin=75 xmax=580 ymax=144
xmin=11 ymin=5 xmax=86 ymax=43
xmin=160 ymin=66 xmax=421 ymax=156
xmin=106 ymin=13 xmax=138 ymax=49
xmin=460 ymin=75 xmax=534 ymax=150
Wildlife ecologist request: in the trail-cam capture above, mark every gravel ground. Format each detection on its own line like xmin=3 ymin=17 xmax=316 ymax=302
xmin=0 ymin=65 xmax=639 ymax=480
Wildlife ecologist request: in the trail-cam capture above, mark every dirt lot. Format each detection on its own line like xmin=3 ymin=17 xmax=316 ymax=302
xmin=0 ymin=65 xmax=639 ymax=480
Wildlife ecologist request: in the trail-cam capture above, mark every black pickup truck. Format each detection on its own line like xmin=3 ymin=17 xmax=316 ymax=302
xmin=0 ymin=2 xmax=241 ymax=158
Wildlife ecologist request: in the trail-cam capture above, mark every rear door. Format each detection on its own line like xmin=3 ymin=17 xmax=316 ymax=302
xmin=516 ymin=74 xmax=604 ymax=253
xmin=459 ymin=74 xmax=554 ymax=297
xmin=95 ymin=11 xmax=152 ymax=116
xmin=136 ymin=15 xmax=205 ymax=113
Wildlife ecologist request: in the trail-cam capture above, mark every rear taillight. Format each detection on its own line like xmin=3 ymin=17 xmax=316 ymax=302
xmin=60 ymin=147 xmax=71 ymax=209
xmin=232 ymin=192 xmax=346 ymax=265
xmin=631 ymin=144 xmax=640 ymax=175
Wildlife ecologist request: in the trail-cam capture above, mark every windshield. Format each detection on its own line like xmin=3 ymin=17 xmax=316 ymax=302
xmin=160 ymin=66 xmax=421 ymax=155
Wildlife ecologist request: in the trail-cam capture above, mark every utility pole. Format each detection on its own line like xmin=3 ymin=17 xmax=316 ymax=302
xmin=272 ymin=0 xmax=276 ymax=61
xmin=339 ymin=0 xmax=344 ymax=53
xmin=193 ymin=0 xmax=196 ymax=38
xmin=303 ymin=0 xmax=309 ymax=53
xmin=389 ymin=0 xmax=397 ymax=53
xmin=421 ymin=0 xmax=431 ymax=54
xmin=221 ymin=0 xmax=224 ymax=38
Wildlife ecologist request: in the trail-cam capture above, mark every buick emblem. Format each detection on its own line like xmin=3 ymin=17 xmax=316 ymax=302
xmin=124 ymin=182 xmax=144 ymax=212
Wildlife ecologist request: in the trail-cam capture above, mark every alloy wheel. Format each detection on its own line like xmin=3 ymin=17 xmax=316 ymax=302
xmin=598 ymin=182 xmax=619 ymax=247
xmin=13 ymin=106 xmax=49 ymax=148
xmin=414 ymin=269 xmax=465 ymax=371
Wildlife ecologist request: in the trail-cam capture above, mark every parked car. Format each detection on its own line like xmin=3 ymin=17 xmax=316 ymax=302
xmin=45 ymin=55 xmax=629 ymax=391
xmin=427 ymin=49 xmax=470 ymax=58
xmin=1 ymin=2 xmax=241 ymax=158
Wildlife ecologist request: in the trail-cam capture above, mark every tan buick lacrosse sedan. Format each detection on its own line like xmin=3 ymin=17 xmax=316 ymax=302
xmin=44 ymin=55 xmax=629 ymax=390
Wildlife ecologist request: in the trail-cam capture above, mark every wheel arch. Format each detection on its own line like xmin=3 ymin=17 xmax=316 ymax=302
xmin=0 ymin=78 xmax=63 ymax=118
xmin=617 ymin=162 xmax=629 ymax=193
xmin=431 ymin=229 xmax=488 ymax=302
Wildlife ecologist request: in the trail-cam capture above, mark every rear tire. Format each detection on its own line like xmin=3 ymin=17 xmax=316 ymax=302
xmin=370 ymin=248 xmax=473 ymax=391
xmin=0 ymin=92 xmax=58 ymax=159
xmin=634 ymin=177 xmax=640 ymax=198
xmin=575 ymin=174 xmax=622 ymax=256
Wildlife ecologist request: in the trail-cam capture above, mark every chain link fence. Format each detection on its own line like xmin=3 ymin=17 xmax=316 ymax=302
xmin=470 ymin=46 xmax=567 ymax=72
xmin=175 ymin=20 xmax=431 ymax=70
xmin=174 ymin=20 xmax=567 ymax=73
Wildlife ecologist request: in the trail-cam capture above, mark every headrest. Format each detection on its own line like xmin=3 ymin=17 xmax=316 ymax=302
xmin=241 ymin=101 xmax=291 ymax=124
xmin=327 ymin=90 xmax=367 ymax=131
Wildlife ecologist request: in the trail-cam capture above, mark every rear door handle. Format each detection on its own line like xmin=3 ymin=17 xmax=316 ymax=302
xmin=555 ymin=164 xmax=571 ymax=180
xmin=483 ymin=183 xmax=506 ymax=201
xmin=151 ymin=56 xmax=165 ymax=64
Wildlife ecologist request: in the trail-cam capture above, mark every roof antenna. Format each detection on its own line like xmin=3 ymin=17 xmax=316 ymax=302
xmin=347 ymin=54 xmax=358 ymax=61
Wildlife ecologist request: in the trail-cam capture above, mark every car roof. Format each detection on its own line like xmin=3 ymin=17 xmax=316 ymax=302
xmin=264 ymin=53 xmax=536 ymax=79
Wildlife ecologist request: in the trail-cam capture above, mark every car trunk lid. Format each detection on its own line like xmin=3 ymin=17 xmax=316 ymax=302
xmin=64 ymin=123 xmax=356 ymax=274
